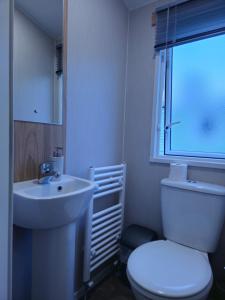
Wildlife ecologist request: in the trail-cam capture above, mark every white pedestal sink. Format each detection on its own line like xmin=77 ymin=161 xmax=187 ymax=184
xmin=13 ymin=175 xmax=95 ymax=300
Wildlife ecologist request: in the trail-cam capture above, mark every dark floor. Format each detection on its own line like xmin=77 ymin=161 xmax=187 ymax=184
xmin=87 ymin=274 xmax=223 ymax=300
xmin=87 ymin=275 xmax=134 ymax=300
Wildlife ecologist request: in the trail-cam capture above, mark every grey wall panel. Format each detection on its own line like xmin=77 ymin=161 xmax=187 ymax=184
xmin=66 ymin=0 xmax=128 ymax=179
xmin=66 ymin=0 xmax=129 ymax=290
xmin=0 ymin=0 xmax=13 ymax=299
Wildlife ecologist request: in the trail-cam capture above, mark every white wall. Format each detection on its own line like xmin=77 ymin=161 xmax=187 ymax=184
xmin=0 ymin=0 xmax=13 ymax=299
xmin=66 ymin=0 xmax=129 ymax=290
xmin=14 ymin=9 xmax=55 ymax=124
xmin=124 ymin=0 xmax=225 ymax=235
xmin=66 ymin=0 xmax=128 ymax=178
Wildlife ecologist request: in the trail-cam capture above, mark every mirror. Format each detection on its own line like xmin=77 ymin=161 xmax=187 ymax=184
xmin=13 ymin=0 xmax=64 ymax=125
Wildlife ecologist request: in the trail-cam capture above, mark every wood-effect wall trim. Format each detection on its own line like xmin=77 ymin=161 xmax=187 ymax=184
xmin=14 ymin=121 xmax=64 ymax=182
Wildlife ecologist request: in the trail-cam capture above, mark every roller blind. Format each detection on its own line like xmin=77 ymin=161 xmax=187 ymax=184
xmin=155 ymin=0 xmax=225 ymax=51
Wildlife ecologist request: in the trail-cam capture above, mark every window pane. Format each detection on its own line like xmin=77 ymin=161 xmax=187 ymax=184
xmin=170 ymin=35 xmax=225 ymax=156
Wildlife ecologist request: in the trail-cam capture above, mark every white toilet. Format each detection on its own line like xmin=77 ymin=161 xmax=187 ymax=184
xmin=127 ymin=178 xmax=225 ymax=300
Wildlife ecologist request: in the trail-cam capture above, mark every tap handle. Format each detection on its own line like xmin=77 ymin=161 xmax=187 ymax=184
xmin=39 ymin=161 xmax=54 ymax=176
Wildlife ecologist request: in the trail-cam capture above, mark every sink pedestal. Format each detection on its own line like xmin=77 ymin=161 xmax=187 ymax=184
xmin=32 ymin=222 xmax=76 ymax=300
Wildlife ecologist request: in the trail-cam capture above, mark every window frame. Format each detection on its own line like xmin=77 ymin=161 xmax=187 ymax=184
xmin=150 ymin=48 xmax=225 ymax=169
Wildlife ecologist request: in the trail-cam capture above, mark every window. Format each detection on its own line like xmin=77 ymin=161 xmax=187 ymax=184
xmin=151 ymin=0 xmax=225 ymax=168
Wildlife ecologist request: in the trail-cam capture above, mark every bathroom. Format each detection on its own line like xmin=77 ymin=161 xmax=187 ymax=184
xmin=1 ymin=0 xmax=225 ymax=299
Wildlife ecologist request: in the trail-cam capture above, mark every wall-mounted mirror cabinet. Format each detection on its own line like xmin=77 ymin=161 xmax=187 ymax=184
xmin=13 ymin=0 xmax=64 ymax=125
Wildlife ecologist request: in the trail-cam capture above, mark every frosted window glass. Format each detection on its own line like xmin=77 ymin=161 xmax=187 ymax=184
xmin=170 ymin=35 xmax=225 ymax=156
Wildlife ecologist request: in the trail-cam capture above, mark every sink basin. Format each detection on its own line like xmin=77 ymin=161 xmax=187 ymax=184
xmin=14 ymin=174 xmax=95 ymax=229
xmin=13 ymin=174 xmax=95 ymax=300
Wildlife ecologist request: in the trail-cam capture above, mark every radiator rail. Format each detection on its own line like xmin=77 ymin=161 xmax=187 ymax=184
xmin=83 ymin=163 xmax=126 ymax=283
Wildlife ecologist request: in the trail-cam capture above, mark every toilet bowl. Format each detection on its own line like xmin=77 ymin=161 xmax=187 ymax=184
xmin=127 ymin=240 xmax=213 ymax=300
xmin=127 ymin=178 xmax=225 ymax=300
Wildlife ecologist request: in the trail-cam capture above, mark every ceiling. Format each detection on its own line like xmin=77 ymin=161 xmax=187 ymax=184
xmin=15 ymin=0 xmax=156 ymax=39
xmin=15 ymin=0 xmax=63 ymax=40
xmin=123 ymin=0 xmax=157 ymax=10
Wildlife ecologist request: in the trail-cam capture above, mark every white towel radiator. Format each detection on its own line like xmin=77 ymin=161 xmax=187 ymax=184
xmin=83 ymin=163 xmax=126 ymax=284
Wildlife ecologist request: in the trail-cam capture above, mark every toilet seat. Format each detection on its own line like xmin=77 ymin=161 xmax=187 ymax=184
xmin=128 ymin=272 xmax=213 ymax=300
xmin=127 ymin=240 xmax=212 ymax=298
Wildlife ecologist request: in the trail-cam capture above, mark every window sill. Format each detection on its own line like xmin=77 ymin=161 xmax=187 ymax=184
xmin=150 ymin=154 xmax=225 ymax=170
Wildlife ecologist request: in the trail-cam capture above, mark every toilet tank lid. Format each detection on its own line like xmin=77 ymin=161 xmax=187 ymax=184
xmin=161 ymin=178 xmax=225 ymax=196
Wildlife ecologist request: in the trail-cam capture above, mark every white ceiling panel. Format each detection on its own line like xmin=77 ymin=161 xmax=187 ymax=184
xmin=123 ymin=0 xmax=157 ymax=10
xmin=15 ymin=0 xmax=63 ymax=40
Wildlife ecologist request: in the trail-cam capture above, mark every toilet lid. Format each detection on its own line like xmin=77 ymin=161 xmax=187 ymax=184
xmin=127 ymin=240 xmax=212 ymax=298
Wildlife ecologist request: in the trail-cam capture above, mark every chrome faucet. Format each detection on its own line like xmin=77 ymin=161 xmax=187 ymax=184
xmin=38 ymin=161 xmax=61 ymax=184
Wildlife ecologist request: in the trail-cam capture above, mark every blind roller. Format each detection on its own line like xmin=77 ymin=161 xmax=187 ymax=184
xmin=155 ymin=0 xmax=225 ymax=50
xmin=56 ymin=44 xmax=63 ymax=76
